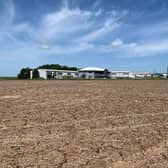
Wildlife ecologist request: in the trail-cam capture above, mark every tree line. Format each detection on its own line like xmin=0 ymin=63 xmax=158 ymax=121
xmin=17 ymin=64 xmax=78 ymax=79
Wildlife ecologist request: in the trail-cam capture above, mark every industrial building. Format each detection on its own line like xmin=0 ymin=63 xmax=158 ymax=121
xmin=30 ymin=67 xmax=155 ymax=79
xmin=30 ymin=69 xmax=78 ymax=79
xmin=78 ymin=67 xmax=110 ymax=79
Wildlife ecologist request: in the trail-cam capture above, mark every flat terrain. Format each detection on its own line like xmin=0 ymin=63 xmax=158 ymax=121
xmin=0 ymin=80 xmax=168 ymax=168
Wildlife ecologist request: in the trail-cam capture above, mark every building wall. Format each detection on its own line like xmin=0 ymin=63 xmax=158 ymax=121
xmin=30 ymin=71 xmax=33 ymax=79
xmin=38 ymin=69 xmax=47 ymax=79
xmin=134 ymin=73 xmax=151 ymax=78
xmin=78 ymin=72 xmax=95 ymax=79
xmin=71 ymin=72 xmax=78 ymax=78
xmin=31 ymin=68 xmax=153 ymax=80
xmin=37 ymin=69 xmax=78 ymax=79
xmin=78 ymin=71 xmax=107 ymax=79
xmin=110 ymin=72 xmax=135 ymax=78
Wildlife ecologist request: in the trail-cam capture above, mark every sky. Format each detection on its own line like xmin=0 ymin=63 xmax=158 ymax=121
xmin=0 ymin=0 xmax=168 ymax=76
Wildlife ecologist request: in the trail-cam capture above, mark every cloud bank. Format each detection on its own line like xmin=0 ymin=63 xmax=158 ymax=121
xmin=0 ymin=0 xmax=168 ymax=61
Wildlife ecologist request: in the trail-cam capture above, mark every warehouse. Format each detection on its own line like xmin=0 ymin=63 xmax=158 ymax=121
xmin=30 ymin=67 xmax=153 ymax=80
xmin=30 ymin=69 xmax=78 ymax=79
xmin=78 ymin=67 xmax=110 ymax=79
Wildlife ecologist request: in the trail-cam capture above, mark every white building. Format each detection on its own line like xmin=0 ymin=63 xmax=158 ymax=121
xmin=30 ymin=67 xmax=154 ymax=80
xmin=31 ymin=69 xmax=78 ymax=79
xmin=110 ymin=71 xmax=135 ymax=79
xmin=162 ymin=73 xmax=168 ymax=78
xmin=134 ymin=72 xmax=151 ymax=78
xmin=78 ymin=67 xmax=109 ymax=79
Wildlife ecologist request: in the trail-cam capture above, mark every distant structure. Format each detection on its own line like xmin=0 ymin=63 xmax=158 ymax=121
xmin=110 ymin=71 xmax=134 ymax=79
xmin=31 ymin=67 xmax=110 ymax=79
xmin=30 ymin=66 xmax=167 ymax=79
xmin=30 ymin=69 xmax=78 ymax=79
xmin=78 ymin=67 xmax=109 ymax=79
xmin=133 ymin=72 xmax=152 ymax=78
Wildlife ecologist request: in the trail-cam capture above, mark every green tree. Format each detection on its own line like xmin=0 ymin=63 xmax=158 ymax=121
xmin=37 ymin=64 xmax=77 ymax=71
xmin=17 ymin=67 xmax=32 ymax=79
xmin=32 ymin=69 xmax=39 ymax=79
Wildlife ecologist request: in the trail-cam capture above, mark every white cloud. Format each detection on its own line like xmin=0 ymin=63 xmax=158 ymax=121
xmin=101 ymin=39 xmax=168 ymax=57
xmin=138 ymin=21 xmax=168 ymax=36
xmin=111 ymin=38 xmax=123 ymax=48
xmin=0 ymin=0 xmax=15 ymax=30
xmin=92 ymin=0 xmax=102 ymax=10
xmin=37 ymin=43 xmax=50 ymax=50
xmin=79 ymin=19 xmax=120 ymax=42
xmin=106 ymin=10 xmax=128 ymax=18
xmin=134 ymin=40 xmax=168 ymax=56
xmin=3 ymin=0 xmax=15 ymax=24
xmin=107 ymin=38 xmax=137 ymax=49
xmin=1 ymin=0 xmax=168 ymax=60
xmin=78 ymin=10 xmax=129 ymax=43
xmin=39 ymin=7 xmax=93 ymax=42
xmin=38 ymin=5 xmax=124 ymax=44
xmin=95 ymin=9 xmax=102 ymax=16
xmin=0 ymin=0 xmax=130 ymax=57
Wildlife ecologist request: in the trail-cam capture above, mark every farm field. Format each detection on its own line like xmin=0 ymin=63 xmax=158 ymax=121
xmin=0 ymin=80 xmax=168 ymax=168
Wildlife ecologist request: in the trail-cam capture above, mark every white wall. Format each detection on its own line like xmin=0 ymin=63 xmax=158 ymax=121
xmin=37 ymin=69 xmax=78 ymax=79
xmin=30 ymin=71 xmax=33 ymax=79
xmin=38 ymin=69 xmax=47 ymax=79
xmin=110 ymin=72 xmax=135 ymax=78
xmin=134 ymin=73 xmax=151 ymax=78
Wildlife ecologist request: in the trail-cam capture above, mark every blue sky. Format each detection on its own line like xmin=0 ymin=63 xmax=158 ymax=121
xmin=0 ymin=0 xmax=168 ymax=76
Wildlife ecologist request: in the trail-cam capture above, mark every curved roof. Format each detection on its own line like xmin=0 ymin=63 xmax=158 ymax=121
xmin=79 ymin=67 xmax=105 ymax=72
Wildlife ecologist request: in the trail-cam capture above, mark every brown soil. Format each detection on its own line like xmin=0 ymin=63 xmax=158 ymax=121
xmin=0 ymin=80 xmax=167 ymax=168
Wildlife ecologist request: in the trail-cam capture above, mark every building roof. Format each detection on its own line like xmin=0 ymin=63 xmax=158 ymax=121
xmin=79 ymin=67 xmax=105 ymax=72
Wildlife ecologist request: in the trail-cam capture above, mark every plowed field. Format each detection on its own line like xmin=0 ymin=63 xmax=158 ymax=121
xmin=0 ymin=80 xmax=168 ymax=167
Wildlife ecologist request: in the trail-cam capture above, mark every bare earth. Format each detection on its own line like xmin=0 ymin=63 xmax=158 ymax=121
xmin=0 ymin=80 xmax=168 ymax=168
